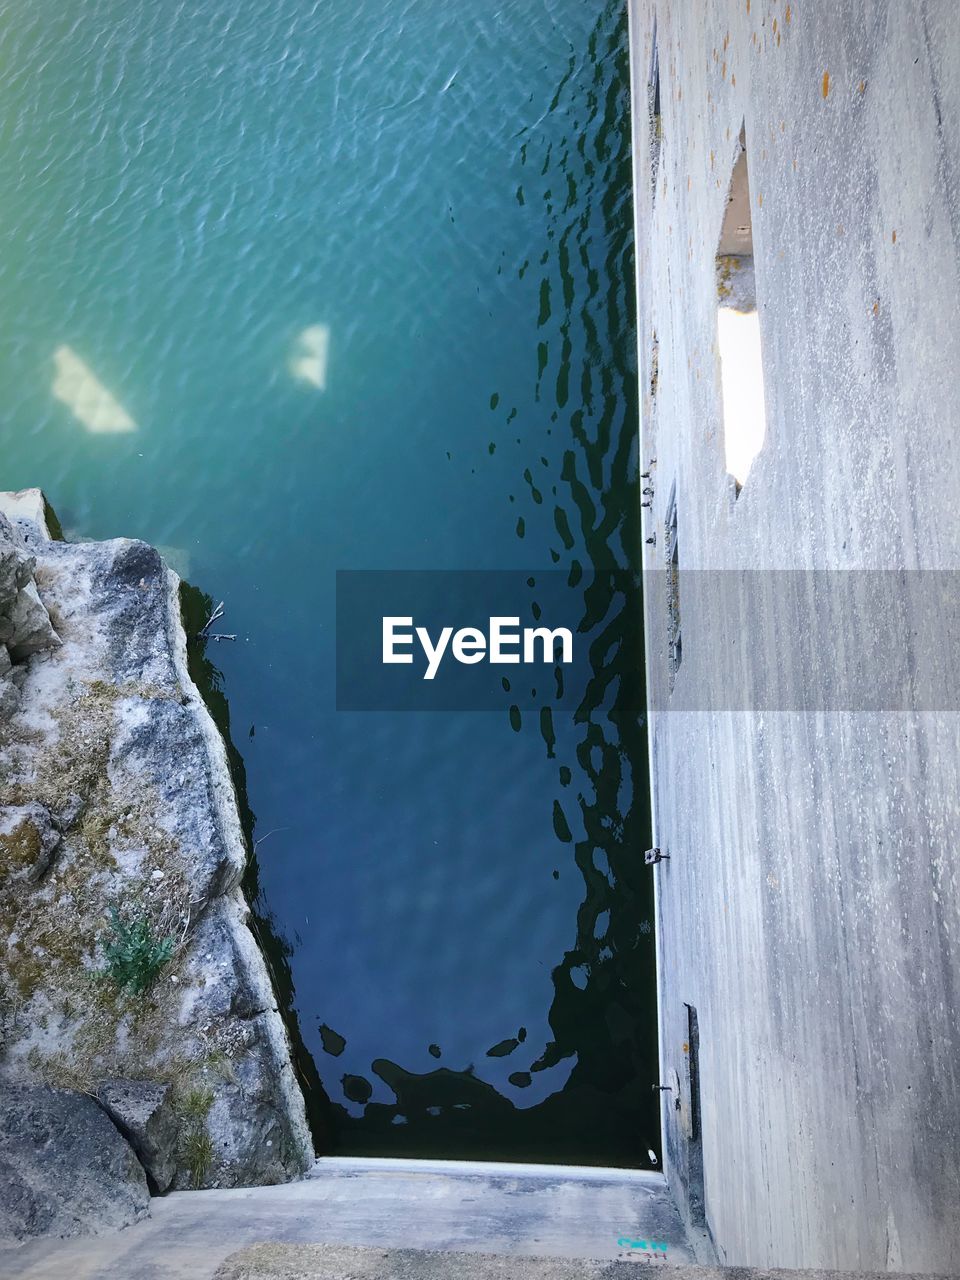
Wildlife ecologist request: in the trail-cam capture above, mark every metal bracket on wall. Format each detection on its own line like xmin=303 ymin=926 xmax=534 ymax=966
xmin=645 ymin=847 xmax=670 ymax=865
xmin=652 ymin=1082 xmax=681 ymax=1111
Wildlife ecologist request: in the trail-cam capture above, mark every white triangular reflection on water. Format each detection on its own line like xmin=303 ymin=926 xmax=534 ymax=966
xmin=52 ymin=345 xmax=137 ymax=434
xmin=288 ymin=323 xmax=330 ymax=390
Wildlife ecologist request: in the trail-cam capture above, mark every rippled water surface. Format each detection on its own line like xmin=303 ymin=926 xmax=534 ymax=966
xmin=0 ymin=0 xmax=656 ymax=1164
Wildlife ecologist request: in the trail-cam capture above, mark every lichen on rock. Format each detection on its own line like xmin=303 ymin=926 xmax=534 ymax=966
xmin=0 ymin=489 xmax=311 ymax=1220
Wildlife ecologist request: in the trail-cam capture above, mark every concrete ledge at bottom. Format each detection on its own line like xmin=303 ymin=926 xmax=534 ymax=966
xmin=213 ymin=1245 xmax=947 ymax=1280
xmin=214 ymin=1244 xmax=635 ymax=1279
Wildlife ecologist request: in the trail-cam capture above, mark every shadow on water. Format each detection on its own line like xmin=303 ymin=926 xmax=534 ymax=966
xmin=315 ymin=2 xmax=658 ymax=1166
xmin=179 ymin=581 xmax=333 ymax=1154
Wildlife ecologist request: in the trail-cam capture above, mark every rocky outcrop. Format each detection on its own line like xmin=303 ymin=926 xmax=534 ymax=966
xmin=0 ymin=489 xmax=311 ymax=1220
xmin=0 ymin=1084 xmax=149 ymax=1245
xmin=0 ymin=509 xmax=60 ymax=717
xmin=95 ymin=1079 xmax=179 ymax=1194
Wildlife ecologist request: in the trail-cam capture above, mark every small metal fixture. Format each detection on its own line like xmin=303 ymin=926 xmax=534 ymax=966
xmin=641 ymin=471 xmax=651 ymax=479
xmin=642 ymin=486 xmax=655 ymax=496
xmin=645 ymin=534 xmax=656 ymax=546
xmin=644 ymin=847 xmax=670 ymax=865
xmin=641 ymin=500 xmax=652 ymax=509
xmin=653 ymin=1081 xmax=681 ymax=1111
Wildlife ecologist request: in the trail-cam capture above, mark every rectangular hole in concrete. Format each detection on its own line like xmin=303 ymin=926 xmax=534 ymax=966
xmin=716 ymin=126 xmax=767 ymax=492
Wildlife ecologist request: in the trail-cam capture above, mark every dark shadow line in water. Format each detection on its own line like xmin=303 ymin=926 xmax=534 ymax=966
xmin=323 ymin=0 xmax=659 ymax=1169
xmin=178 ymin=580 xmax=335 ymax=1153
xmin=495 ymin=0 xmax=658 ymax=1162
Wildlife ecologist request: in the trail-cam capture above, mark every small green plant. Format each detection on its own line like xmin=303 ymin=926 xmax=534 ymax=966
xmin=183 ymin=1127 xmax=214 ymax=1188
xmin=181 ymin=1085 xmax=215 ymax=1120
xmin=176 ymin=1080 xmax=217 ymax=1187
xmin=98 ymin=907 xmax=174 ymax=994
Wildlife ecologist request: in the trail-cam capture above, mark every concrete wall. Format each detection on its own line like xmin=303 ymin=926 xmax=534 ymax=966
xmin=626 ymin=1 xmax=960 ymax=1273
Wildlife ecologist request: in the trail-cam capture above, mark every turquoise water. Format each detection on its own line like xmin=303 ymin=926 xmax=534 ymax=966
xmin=0 ymin=0 xmax=656 ymax=1164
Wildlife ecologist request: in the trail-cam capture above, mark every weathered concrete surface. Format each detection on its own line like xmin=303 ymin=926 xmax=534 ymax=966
xmin=0 ymin=490 xmax=311 ymax=1196
xmin=213 ymin=1244 xmax=943 ymax=1280
xmin=0 ymin=1157 xmax=700 ymax=1278
xmin=0 ymin=1085 xmax=149 ymax=1246
xmin=211 ymin=1243 xmax=651 ymax=1280
xmin=626 ymin=1 xmax=960 ymax=1274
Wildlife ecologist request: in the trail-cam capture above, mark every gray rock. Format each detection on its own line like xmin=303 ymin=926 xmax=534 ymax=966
xmin=51 ymin=792 xmax=86 ymax=832
xmin=171 ymin=899 xmax=312 ymax=1189
xmin=0 ymin=803 xmax=62 ymax=883
xmin=0 ymin=515 xmax=23 ymax=607
xmin=95 ymin=1079 xmax=178 ymax=1194
xmin=0 ymin=512 xmax=60 ymax=659
xmin=0 ymin=514 xmax=28 ymax=615
xmin=6 ymin=579 xmax=61 ymax=661
xmin=7 ymin=661 xmax=28 ymax=691
xmin=0 ymin=1085 xmax=149 ymax=1245
xmin=0 ymin=676 xmax=19 ymax=720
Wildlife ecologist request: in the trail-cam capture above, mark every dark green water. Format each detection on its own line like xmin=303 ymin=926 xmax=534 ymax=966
xmin=0 ymin=0 xmax=656 ymax=1165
